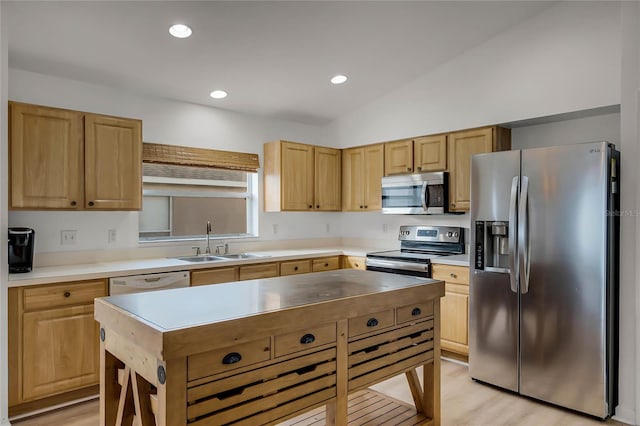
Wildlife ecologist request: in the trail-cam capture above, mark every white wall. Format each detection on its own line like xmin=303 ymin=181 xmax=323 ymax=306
xmin=0 ymin=3 xmax=9 ymax=425
xmin=323 ymin=1 xmax=621 ymax=148
xmin=7 ymin=69 xmax=346 ymax=258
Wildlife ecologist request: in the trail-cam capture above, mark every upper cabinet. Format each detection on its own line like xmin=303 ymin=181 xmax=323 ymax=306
xmin=9 ymin=102 xmax=142 ymax=210
xmin=264 ymin=140 xmax=341 ymax=212
xmin=448 ymin=126 xmax=511 ymax=212
xmin=384 ymin=135 xmax=447 ymax=176
xmin=342 ymin=144 xmax=384 ymax=211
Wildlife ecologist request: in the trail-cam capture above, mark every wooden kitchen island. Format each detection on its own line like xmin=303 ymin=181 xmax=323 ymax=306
xmin=94 ymin=269 xmax=444 ymax=426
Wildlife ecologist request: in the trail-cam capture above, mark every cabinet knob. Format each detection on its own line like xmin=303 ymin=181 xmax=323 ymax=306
xmin=411 ymin=307 xmax=422 ymax=316
xmin=316 ymin=205 xmax=319 ymax=208
xmin=417 ymin=166 xmax=422 ymax=171
xmin=300 ymin=334 xmax=316 ymax=344
xmin=324 ymin=263 xmax=329 ymax=267
xmin=450 ymin=273 xmax=457 ymax=278
xmin=364 ymin=205 xmax=368 ymax=208
xmin=70 ymin=201 xmax=77 ymax=206
xmin=63 ymin=291 xmax=71 ymax=298
xmin=294 ymin=266 xmax=298 ymax=271
xmin=222 ymin=352 xmax=242 ymax=365
xmin=366 ymin=318 xmax=379 ymax=327
xmin=359 ymin=205 xmax=363 ymax=209
xmin=451 ymin=203 xmax=456 ymax=208
xmin=407 ymin=167 xmax=412 ymax=171
xmin=354 ymin=263 xmax=359 ymax=268
xmin=88 ymin=201 xmax=95 ymax=207
xmin=308 ymin=205 xmax=312 ymax=209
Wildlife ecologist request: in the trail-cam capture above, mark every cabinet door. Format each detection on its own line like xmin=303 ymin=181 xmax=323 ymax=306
xmin=384 ymin=139 xmax=413 ymax=175
xmin=440 ymin=289 xmax=469 ymax=355
xmin=448 ymin=127 xmax=494 ymax=211
xmin=9 ymin=102 xmax=83 ymax=209
xmin=84 ymin=114 xmax=142 ymax=210
xmin=239 ymin=262 xmax=279 ymax=280
xmin=281 ymin=142 xmax=314 ymax=210
xmin=191 ymin=267 xmax=239 ymax=286
xmin=363 ymin=144 xmax=384 ymax=210
xmin=341 ymin=148 xmax=365 ymax=211
xmin=22 ymin=305 xmax=99 ymax=401
xmin=314 ymin=147 xmax=341 ymax=211
xmin=414 ymin=135 xmax=447 ymax=173
xmin=342 ymin=256 xmax=366 ymax=270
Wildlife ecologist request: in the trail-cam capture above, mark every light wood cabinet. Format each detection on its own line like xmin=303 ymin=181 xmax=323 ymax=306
xmin=191 ymin=266 xmax=239 ymax=286
xmin=280 ymin=259 xmax=312 ymax=276
xmin=448 ymin=126 xmax=510 ymax=212
xmin=414 ymin=135 xmax=447 ymax=173
xmin=342 ymin=255 xmax=366 ymax=270
xmin=384 ymin=135 xmax=447 ymax=176
xmin=342 ymin=144 xmax=384 ymax=211
xmin=8 ymin=279 xmax=107 ymax=414
xmin=432 ymin=264 xmax=469 ymax=357
xmin=239 ymin=262 xmax=279 ymax=280
xmin=264 ymin=141 xmax=341 ymax=212
xmin=9 ymin=102 xmax=142 ymax=210
xmin=312 ymin=256 xmax=341 ymax=272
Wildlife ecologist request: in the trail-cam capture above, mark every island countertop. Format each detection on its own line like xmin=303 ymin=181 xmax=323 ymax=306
xmin=98 ymin=269 xmax=442 ymax=332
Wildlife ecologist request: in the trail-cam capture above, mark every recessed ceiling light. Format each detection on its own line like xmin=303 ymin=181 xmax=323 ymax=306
xmin=210 ymin=90 xmax=228 ymax=99
xmin=169 ymin=24 xmax=192 ymax=39
xmin=330 ymin=74 xmax=348 ymax=85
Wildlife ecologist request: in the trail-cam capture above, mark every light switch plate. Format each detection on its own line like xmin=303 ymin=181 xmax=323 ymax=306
xmin=61 ymin=230 xmax=77 ymax=245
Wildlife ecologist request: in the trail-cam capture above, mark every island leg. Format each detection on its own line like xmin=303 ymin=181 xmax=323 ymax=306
xmin=156 ymin=358 xmax=188 ymax=426
xmin=326 ymin=319 xmax=349 ymax=426
xmin=423 ymin=300 xmax=441 ymax=426
xmin=100 ymin=337 xmax=121 ymax=425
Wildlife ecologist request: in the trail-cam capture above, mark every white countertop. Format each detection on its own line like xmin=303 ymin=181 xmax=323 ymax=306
xmin=9 ymin=245 xmax=469 ymax=287
xmin=8 ymin=247 xmax=375 ymax=287
xmin=431 ymin=254 xmax=470 ymax=267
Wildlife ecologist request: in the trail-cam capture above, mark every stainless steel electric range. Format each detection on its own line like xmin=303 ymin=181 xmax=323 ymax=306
xmin=366 ymin=225 xmax=465 ymax=278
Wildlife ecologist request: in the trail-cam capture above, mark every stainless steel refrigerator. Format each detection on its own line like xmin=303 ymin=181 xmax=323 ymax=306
xmin=469 ymin=141 xmax=619 ymax=418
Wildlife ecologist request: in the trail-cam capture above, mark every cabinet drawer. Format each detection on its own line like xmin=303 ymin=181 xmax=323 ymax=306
xmin=312 ymin=256 xmax=341 ymax=272
xmin=239 ymin=262 xmax=279 ymax=280
xmin=432 ymin=264 xmax=469 ymax=285
xmin=279 ymin=259 xmax=311 ymax=276
xmin=191 ymin=267 xmax=238 ymax=286
xmin=397 ymin=301 xmax=434 ymax=324
xmin=23 ymin=280 xmax=106 ymax=311
xmin=348 ymin=309 xmax=395 ymax=338
xmin=274 ymin=323 xmax=337 ymax=358
xmin=188 ymin=338 xmax=271 ymax=381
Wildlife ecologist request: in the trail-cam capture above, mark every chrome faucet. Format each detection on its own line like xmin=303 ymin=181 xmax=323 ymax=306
xmin=215 ymin=243 xmax=229 ymax=255
xmin=205 ymin=221 xmax=212 ymax=254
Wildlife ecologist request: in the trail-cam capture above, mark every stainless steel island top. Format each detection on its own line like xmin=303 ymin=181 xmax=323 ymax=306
xmin=98 ymin=269 xmax=440 ymax=332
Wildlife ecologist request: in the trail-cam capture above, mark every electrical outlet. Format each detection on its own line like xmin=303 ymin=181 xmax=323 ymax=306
xmin=61 ymin=230 xmax=77 ymax=245
xmin=108 ymin=229 xmax=117 ymax=243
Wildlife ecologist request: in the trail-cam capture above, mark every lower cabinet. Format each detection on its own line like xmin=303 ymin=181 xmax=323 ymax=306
xmin=312 ymin=256 xmax=341 ymax=272
xmin=431 ymin=264 xmax=469 ymax=357
xmin=342 ymin=255 xmax=366 ymax=270
xmin=8 ymin=279 xmax=107 ymax=415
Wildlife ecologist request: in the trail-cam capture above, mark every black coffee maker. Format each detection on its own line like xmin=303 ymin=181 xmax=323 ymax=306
xmin=9 ymin=228 xmax=35 ymax=273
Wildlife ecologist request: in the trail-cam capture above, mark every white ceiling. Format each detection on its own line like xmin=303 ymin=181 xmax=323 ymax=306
xmin=5 ymin=1 xmax=554 ymax=126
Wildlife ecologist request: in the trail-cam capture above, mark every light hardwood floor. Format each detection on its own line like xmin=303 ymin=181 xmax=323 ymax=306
xmin=13 ymin=360 xmax=627 ymax=426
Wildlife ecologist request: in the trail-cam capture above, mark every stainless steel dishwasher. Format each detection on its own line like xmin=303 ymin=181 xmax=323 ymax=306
xmin=109 ymin=270 xmax=190 ymax=295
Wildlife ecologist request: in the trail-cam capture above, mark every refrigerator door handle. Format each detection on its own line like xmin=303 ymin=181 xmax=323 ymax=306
xmin=421 ymin=182 xmax=428 ymax=211
xmin=518 ymin=176 xmax=530 ymax=294
xmin=508 ymin=176 xmax=519 ymax=293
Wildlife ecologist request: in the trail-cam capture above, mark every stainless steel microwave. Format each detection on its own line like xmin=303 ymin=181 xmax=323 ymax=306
xmin=381 ymin=172 xmax=448 ymax=214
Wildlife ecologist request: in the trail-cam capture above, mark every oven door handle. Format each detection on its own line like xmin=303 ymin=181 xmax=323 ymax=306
xmin=365 ymin=258 xmax=430 ymax=273
xmin=421 ymin=182 xmax=429 ymax=211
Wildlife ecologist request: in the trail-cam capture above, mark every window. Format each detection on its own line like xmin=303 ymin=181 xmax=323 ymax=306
xmin=139 ymin=163 xmax=258 ymax=241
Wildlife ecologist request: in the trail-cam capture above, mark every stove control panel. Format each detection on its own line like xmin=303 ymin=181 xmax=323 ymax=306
xmin=398 ymin=225 xmax=463 ymax=243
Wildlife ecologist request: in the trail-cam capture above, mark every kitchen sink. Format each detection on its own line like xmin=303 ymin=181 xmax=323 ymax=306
xmin=215 ymin=253 xmax=270 ymax=259
xmin=175 ymin=255 xmax=225 ymax=263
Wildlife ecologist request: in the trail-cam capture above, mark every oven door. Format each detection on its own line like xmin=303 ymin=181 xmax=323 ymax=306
xmin=365 ymin=258 xmax=431 ymax=278
xmin=381 ymin=172 xmax=447 ymax=214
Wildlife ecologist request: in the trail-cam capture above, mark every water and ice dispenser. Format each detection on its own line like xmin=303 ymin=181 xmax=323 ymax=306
xmin=475 ymin=221 xmax=509 ymax=270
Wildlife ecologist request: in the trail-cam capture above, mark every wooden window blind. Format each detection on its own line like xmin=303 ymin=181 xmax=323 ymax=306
xmin=142 ymin=142 xmax=260 ymax=172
